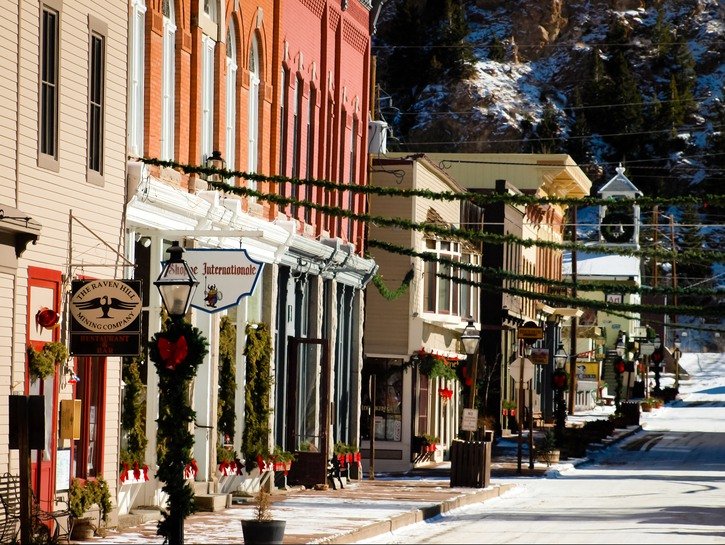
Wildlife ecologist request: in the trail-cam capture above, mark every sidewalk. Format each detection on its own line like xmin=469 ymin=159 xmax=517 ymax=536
xmin=81 ymin=410 xmax=641 ymax=544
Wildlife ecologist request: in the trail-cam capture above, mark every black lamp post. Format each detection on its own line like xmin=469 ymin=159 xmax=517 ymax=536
xmin=460 ymin=318 xmax=480 ymax=439
xmin=552 ymin=342 xmax=568 ymax=443
xmin=153 ymin=241 xmax=201 ymax=545
xmin=614 ymin=333 xmax=626 ymax=412
xmin=673 ymin=334 xmax=682 ymax=389
xmin=651 ymin=334 xmax=663 ymax=394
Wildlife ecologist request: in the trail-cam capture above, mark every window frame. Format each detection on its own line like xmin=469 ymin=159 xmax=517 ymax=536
xmin=160 ymin=0 xmax=176 ymax=161
xmin=422 ymin=239 xmax=480 ymax=320
xmin=304 ymin=86 xmax=316 ymax=224
xmin=38 ymin=0 xmax=62 ymax=171
xmin=86 ymin=15 xmax=107 ymax=186
xmin=225 ymin=25 xmax=237 ymax=171
xmin=127 ymin=0 xmax=146 ymax=158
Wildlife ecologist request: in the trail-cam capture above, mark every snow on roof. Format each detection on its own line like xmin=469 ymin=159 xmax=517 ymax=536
xmin=597 ymin=164 xmax=643 ymax=197
xmin=563 ymin=251 xmax=641 ymax=280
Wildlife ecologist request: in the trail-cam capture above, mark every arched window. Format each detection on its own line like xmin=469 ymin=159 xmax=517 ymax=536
xmin=201 ymin=35 xmax=216 ymax=161
xmin=128 ymin=0 xmax=146 ymax=157
xmin=225 ymin=23 xmax=237 ymax=170
xmin=161 ymin=0 xmax=176 ymax=160
xmin=248 ymin=35 xmax=261 ymax=195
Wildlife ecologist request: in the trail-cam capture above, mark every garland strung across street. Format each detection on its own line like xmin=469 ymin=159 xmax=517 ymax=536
xmin=138 ymin=157 xmax=725 ymax=210
xmin=371 ymin=269 xmax=415 ymax=300
xmin=368 ymin=239 xmax=723 ymax=299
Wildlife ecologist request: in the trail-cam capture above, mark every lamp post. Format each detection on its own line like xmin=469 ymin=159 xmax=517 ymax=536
xmin=552 ymin=342 xmax=568 ymax=444
xmin=651 ymin=334 xmax=663 ymax=394
xmin=673 ymin=334 xmax=682 ymax=389
xmin=614 ymin=333 xmax=626 ymax=412
xmin=460 ymin=318 xmax=480 ymax=440
xmin=639 ymin=338 xmax=655 ymax=399
xmin=205 ymin=150 xmax=226 ymax=183
xmin=152 ymin=241 xmax=204 ymax=545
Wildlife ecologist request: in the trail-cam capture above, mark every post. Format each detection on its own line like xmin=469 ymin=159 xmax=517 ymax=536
xmin=517 ymin=343 xmax=524 ymax=474
xmin=528 ymin=380 xmax=534 ymax=470
xmin=467 ymin=352 xmax=479 ymax=441
xmin=18 ymin=399 xmax=32 ymax=545
xmin=368 ymin=374 xmax=376 ymax=480
xmin=568 ymin=205 xmax=578 ymax=415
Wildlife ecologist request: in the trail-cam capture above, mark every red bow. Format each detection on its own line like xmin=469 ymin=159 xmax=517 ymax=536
xmin=120 ymin=462 xmax=129 ymax=483
xmin=133 ymin=462 xmax=141 ymax=480
xmin=143 ymin=464 xmax=149 ymax=481
xmin=158 ymin=335 xmax=188 ymax=370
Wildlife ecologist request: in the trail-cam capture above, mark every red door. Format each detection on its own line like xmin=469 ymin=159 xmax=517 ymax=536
xmin=26 ymin=267 xmax=63 ymax=513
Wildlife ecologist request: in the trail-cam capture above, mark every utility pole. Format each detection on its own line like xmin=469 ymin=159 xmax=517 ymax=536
xmin=669 ymin=214 xmax=678 ymax=339
xmin=652 ymin=206 xmax=659 ymax=288
xmin=568 ymin=205 xmax=578 ymax=415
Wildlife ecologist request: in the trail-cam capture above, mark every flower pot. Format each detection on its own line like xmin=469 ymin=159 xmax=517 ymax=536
xmin=70 ymin=517 xmax=96 ymax=540
xmin=536 ymin=449 xmax=560 ymax=466
xmin=241 ymin=519 xmax=286 ymax=545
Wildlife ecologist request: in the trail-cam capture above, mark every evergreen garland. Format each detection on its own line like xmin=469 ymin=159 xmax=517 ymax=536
xmin=371 ymin=269 xmax=415 ymax=301
xmin=217 ymin=316 xmax=237 ymax=444
xmin=138 ymin=157 xmax=725 ymax=209
xmin=149 ymin=319 xmax=209 ymax=542
xmin=241 ymin=322 xmax=273 ymax=472
xmin=120 ymin=355 xmax=147 ymax=467
xmin=27 ymin=342 xmax=68 ymax=380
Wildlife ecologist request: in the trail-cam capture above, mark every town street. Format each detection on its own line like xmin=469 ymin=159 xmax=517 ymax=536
xmin=358 ymin=353 xmax=725 ymax=544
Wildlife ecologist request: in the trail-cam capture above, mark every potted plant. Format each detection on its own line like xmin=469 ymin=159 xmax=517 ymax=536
xmin=535 ymin=430 xmax=560 ymax=467
xmin=68 ymin=477 xmax=112 ymax=540
xmin=271 ymin=445 xmax=295 ymax=473
xmin=240 ymin=489 xmax=286 ymax=545
xmin=27 ymin=341 xmax=68 ymax=381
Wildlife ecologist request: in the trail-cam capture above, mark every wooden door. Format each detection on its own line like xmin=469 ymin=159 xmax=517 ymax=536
xmin=285 ymin=337 xmax=330 ymax=487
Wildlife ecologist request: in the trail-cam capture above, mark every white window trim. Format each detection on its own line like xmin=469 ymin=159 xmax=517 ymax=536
xmin=201 ymin=34 xmax=215 ymax=162
xmin=128 ymin=0 xmax=146 ymax=158
xmin=161 ymin=5 xmax=176 ymax=161
xmin=225 ymin=30 xmax=237 ymax=171
xmin=247 ymin=36 xmax=260 ymax=195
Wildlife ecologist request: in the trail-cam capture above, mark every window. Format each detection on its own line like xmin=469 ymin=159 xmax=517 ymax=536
xmin=73 ymin=356 xmax=106 ymax=478
xmin=279 ymin=67 xmax=289 ymax=200
xmin=39 ymin=2 xmax=60 ymax=169
xmin=201 ymin=35 xmax=215 ymax=162
xmin=423 ymin=239 xmax=479 ymax=318
xmin=291 ymin=77 xmax=302 ymax=217
xmin=347 ymin=118 xmax=358 ymax=241
xmin=161 ymin=0 xmax=176 ymax=161
xmin=304 ymin=87 xmax=315 ymax=224
xmin=247 ymin=35 xmax=260 ymax=195
xmin=225 ymin=25 xmax=237 ymax=171
xmin=361 ymin=359 xmax=403 ymax=442
xmin=87 ymin=17 xmax=107 ymax=184
xmin=128 ymin=0 xmax=146 ymax=157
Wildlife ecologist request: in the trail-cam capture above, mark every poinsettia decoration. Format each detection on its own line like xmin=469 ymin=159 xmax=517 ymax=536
xmin=552 ymin=369 xmax=569 ymax=390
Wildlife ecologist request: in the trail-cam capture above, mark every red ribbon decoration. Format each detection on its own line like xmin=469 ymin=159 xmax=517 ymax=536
xmin=614 ymin=358 xmax=626 ymax=374
xmin=120 ymin=462 xmax=129 ymax=483
xmin=133 ymin=462 xmax=141 ymax=480
xmin=36 ymin=307 xmax=60 ymax=329
xmin=143 ymin=464 xmax=149 ymax=481
xmin=158 ymin=335 xmax=188 ymax=370
xmin=256 ymin=454 xmax=265 ymax=472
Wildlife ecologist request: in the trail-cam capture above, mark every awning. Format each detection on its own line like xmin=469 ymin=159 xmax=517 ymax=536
xmin=0 ymin=204 xmax=42 ymax=257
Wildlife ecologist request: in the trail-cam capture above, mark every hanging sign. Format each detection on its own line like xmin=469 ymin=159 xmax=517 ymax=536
xmin=529 ymin=348 xmax=549 ymax=365
xmin=69 ymin=279 xmax=143 ymax=356
xmin=184 ymin=248 xmax=264 ymax=314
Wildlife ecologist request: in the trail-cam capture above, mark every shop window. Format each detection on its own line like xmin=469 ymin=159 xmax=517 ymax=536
xmin=361 ymin=359 xmax=402 ymax=442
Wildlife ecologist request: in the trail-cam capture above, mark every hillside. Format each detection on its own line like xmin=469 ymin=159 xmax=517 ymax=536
xmin=372 ymin=0 xmax=723 ymax=196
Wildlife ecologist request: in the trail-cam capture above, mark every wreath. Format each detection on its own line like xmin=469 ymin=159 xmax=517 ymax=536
xmin=415 ymin=350 xmax=459 ymax=381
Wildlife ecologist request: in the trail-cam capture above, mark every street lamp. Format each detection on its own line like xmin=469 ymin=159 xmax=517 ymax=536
xmin=205 ymin=150 xmax=226 ymax=183
xmin=552 ymin=342 xmax=568 ymax=441
xmin=673 ymin=334 xmax=682 ymax=389
xmin=152 ymin=241 xmax=204 ymax=545
xmin=460 ymin=318 xmax=480 ymax=439
xmin=651 ymin=334 xmax=663 ymax=394
xmin=615 ymin=333 xmax=626 ymax=358
xmin=613 ymin=332 xmax=626 ymax=411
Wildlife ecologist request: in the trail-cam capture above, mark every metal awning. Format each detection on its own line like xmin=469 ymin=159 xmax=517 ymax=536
xmin=0 ymin=204 xmax=42 ymax=257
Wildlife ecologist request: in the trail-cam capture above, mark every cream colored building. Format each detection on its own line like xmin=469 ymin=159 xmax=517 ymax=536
xmin=1 ymin=0 xmax=128 ymax=524
xmin=364 ymin=154 xmax=482 ymax=472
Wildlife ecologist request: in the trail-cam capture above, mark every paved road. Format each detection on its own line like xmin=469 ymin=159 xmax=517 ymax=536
xmin=358 ymin=395 xmax=725 ymax=544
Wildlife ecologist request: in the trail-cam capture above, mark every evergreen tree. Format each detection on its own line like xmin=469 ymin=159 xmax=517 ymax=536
xmin=671 ymin=38 xmax=697 ymax=116
xmin=651 ymin=5 xmax=673 ymax=63
xmin=676 ymin=203 xmax=714 ymax=308
xmin=531 ymin=102 xmax=563 ymax=154
xmin=566 ymin=88 xmax=592 ymax=164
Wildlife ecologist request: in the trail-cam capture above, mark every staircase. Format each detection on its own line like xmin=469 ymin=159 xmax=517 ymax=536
xmin=601 ymin=350 xmax=619 ymax=397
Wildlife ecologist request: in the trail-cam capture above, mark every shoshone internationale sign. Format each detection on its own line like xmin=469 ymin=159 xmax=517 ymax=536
xmin=184 ymin=248 xmax=264 ymax=314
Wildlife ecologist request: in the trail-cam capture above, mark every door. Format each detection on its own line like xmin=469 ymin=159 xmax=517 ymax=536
xmin=285 ymin=337 xmax=330 ymax=487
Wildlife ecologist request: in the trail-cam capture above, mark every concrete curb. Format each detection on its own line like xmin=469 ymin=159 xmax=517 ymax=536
xmin=317 ymin=483 xmax=516 ymax=544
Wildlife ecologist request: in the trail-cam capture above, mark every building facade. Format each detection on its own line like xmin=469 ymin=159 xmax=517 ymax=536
xmin=1 ymin=0 xmax=128 ymax=523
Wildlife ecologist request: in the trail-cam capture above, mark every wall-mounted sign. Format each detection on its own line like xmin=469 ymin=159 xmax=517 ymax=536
xmin=69 ymin=279 xmax=142 ymax=356
xmin=184 ymin=249 xmax=264 ymax=314
xmin=530 ymin=348 xmax=549 ymax=365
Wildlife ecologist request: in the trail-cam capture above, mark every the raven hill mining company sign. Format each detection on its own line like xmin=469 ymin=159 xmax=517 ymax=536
xmin=69 ymin=279 xmax=143 ymax=356
xmin=184 ymin=248 xmax=264 ymax=314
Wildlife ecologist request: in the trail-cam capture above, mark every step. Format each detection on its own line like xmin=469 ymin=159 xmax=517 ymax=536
xmin=195 ymin=493 xmax=230 ymax=512
xmin=117 ymin=509 xmax=163 ymax=530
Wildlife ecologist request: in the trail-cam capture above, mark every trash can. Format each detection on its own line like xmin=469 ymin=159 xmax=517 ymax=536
xmin=449 ymin=430 xmax=493 ymax=488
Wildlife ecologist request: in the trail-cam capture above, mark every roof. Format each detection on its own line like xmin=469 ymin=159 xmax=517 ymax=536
xmin=563 ymin=251 xmax=641 ymax=281
xmin=598 ymin=164 xmax=642 ymax=196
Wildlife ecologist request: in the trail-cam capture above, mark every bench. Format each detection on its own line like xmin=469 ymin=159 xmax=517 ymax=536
xmin=0 ymin=473 xmax=72 ymax=544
